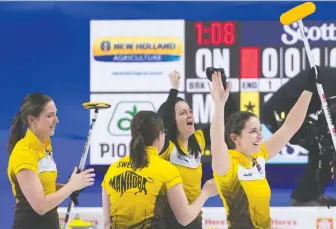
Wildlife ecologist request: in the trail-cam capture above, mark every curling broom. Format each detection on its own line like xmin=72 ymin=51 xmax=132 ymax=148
xmin=62 ymin=102 xmax=111 ymax=229
xmin=280 ymin=2 xmax=336 ymax=183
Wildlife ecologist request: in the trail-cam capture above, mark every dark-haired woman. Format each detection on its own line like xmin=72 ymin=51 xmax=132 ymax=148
xmin=209 ymin=66 xmax=318 ymax=229
xmin=157 ymin=71 xmax=238 ymax=229
xmin=7 ymin=93 xmax=95 ymax=229
xmin=101 ymin=110 xmax=218 ymax=229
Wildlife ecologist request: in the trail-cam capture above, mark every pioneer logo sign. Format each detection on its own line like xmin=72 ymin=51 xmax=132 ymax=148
xmin=110 ymin=171 xmax=154 ymax=197
xmin=108 ymin=101 xmax=156 ymax=136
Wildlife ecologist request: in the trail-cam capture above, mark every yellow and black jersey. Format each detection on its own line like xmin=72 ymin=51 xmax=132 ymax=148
xmin=8 ymin=129 xmax=59 ymax=229
xmin=157 ymin=89 xmax=211 ymax=229
xmin=102 ymin=146 xmax=183 ymax=229
xmin=160 ymin=129 xmax=206 ymax=204
xmin=157 ymin=88 xmax=239 ymax=229
xmin=214 ymin=143 xmax=271 ymax=229
xmin=157 ymin=89 xmax=237 ymax=205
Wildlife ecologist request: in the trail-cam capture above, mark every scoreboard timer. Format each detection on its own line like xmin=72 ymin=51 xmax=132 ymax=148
xmin=184 ymin=20 xmax=336 ymax=164
xmin=194 ymin=21 xmax=236 ymax=46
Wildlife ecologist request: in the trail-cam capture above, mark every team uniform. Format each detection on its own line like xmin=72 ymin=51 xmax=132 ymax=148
xmin=157 ymin=88 xmax=239 ymax=228
xmin=213 ymin=143 xmax=271 ymax=229
xmin=8 ymin=129 xmax=58 ymax=229
xmin=158 ymin=89 xmax=210 ymax=228
xmin=102 ymin=146 xmax=183 ymax=229
xmin=159 ymin=130 xmax=206 ymax=228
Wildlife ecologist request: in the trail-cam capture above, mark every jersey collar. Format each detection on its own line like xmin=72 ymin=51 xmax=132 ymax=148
xmin=145 ymin=146 xmax=159 ymax=157
xmin=230 ymin=150 xmax=258 ymax=168
xmin=25 ymin=128 xmax=51 ymax=154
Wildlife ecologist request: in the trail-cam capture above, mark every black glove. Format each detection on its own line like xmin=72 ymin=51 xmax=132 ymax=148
xmin=70 ymin=189 xmax=83 ymax=206
xmin=68 ymin=172 xmax=83 ymax=206
xmin=305 ymin=66 xmax=320 ymax=93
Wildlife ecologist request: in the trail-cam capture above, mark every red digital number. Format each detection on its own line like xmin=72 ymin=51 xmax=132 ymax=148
xmin=211 ymin=21 xmax=222 ymax=45
xmin=210 ymin=21 xmax=236 ymax=45
xmin=194 ymin=22 xmax=204 ymax=45
xmin=223 ymin=22 xmax=235 ymax=45
xmin=195 ymin=21 xmax=236 ymax=46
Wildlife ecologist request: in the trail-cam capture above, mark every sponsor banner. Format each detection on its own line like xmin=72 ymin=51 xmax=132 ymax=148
xmin=90 ymin=20 xmax=185 ymax=92
xmin=241 ymin=21 xmax=336 ymax=47
xmin=58 ymin=207 xmax=336 ymax=229
xmin=89 ymin=93 xmax=184 ymax=165
xmin=185 ymin=20 xmax=336 ymax=164
xmin=202 ymin=207 xmax=336 ymax=229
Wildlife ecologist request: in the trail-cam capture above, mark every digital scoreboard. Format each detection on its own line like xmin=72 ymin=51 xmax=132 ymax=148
xmin=185 ymin=20 xmax=336 ymax=164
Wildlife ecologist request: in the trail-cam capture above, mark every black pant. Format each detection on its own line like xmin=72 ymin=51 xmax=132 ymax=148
xmin=164 ymin=207 xmax=202 ymax=229
xmin=290 ymin=140 xmax=334 ymax=201
xmin=12 ymin=208 xmax=59 ymax=229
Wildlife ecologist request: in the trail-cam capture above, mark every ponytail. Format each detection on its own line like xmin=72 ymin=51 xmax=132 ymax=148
xmin=129 ymin=131 xmax=149 ymax=170
xmin=7 ymin=112 xmax=25 ymax=154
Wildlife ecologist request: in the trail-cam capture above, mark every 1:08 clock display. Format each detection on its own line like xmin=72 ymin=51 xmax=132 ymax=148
xmin=194 ymin=21 xmax=236 ymax=46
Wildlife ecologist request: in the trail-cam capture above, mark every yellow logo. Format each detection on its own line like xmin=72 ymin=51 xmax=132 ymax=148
xmin=92 ymin=36 xmax=183 ymax=62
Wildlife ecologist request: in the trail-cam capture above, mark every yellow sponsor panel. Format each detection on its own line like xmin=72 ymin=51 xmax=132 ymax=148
xmin=93 ymin=36 xmax=183 ymax=56
xmin=240 ymin=92 xmax=260 ymax=117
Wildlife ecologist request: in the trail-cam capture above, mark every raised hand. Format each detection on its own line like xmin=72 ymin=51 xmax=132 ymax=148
xmin=169 ymin=70 xmax=181 ymax=90
xmin=208 ymin=71 xmax=230 ymax=105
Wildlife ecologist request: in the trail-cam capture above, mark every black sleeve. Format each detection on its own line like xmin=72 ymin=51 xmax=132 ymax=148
xmin=225 ymin=95 xmax=240 ymax=120
xmin=260 ymin=69 xmax=322 ymax=133
xmin=157 ymin=89 xmax=178 ymax=153
xmin=201 ymin=95 xmax=239 ymax=148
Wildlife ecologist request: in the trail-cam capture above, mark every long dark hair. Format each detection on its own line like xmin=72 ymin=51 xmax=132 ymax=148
xmin=129 ymin=110 xmax=164 ymax=170
xmin=225 ymin=111 xmax=257 ymax=149
xmin=159 ymin=97 xmax=202 ymax=158
xmin=7 ymin=93 xmax=53 ymax=153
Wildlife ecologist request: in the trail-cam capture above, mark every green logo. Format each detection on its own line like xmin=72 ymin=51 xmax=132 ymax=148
xmin=108 ymin=101 xmax=156 ymax=136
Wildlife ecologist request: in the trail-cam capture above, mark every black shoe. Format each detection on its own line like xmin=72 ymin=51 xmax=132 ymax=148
xmin=290 ymin=195 xmax=336 ymax=207
xmin=321 ymin=195 xmax=336 ymax=206
xmin=290 ymin=197 xmax=323 ymax=206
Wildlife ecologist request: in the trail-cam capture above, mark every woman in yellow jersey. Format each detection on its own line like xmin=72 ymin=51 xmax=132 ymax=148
xmin=157 ymin=71 xmax=237 ymax=229
xmin=7 ymin=93 xmax=95 ymax=229
xmin=208 ymin=67 xmax=318 ymax=229
xmin=101 ymin=111 xmax=218 ymax=229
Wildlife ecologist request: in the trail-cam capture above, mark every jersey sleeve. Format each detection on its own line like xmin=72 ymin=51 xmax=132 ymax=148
xmin=164 ymin=163 xmax=183 ymax=189
xmin=101 ymin=165 xmax=114 ymax=195
xmin=213 ymin=156 xmax=236 ymax=184
xmin=159 ymin=140 xmax=175 ymax=161
xmin=101 ymin=176 xmax=108 ymax=190
xmin=10 ymin=149 xmax=38 ymax=175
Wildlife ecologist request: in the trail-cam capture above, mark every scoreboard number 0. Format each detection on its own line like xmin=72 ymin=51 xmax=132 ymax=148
xmin=262 ymin=47 xmax=336 ymax=79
